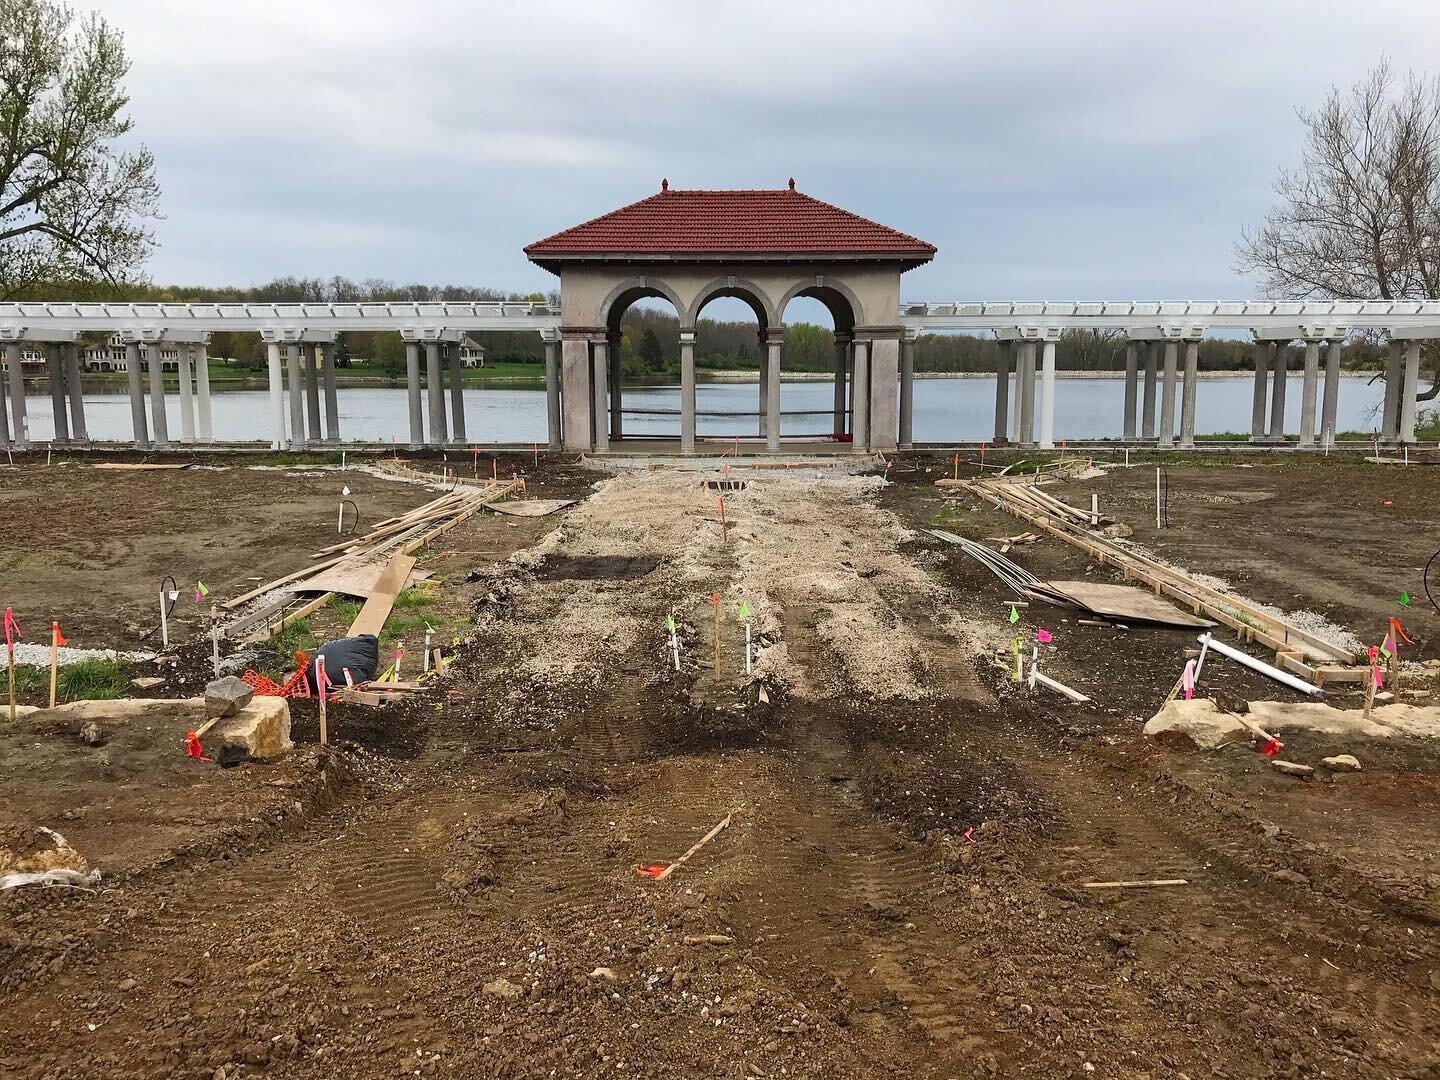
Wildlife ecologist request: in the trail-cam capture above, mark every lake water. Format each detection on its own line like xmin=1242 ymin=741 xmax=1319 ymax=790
xmin=15 ymin=375 xmax=1388 ymax=444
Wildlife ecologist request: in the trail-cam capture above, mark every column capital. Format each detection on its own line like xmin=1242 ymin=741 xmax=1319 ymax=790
xmin=764 ymin=326 xmax=786 ymax=346
xmin=679 ymin=330 xmax=696 ymax=345
xmin=833 ymin=330 xmax=852 ymax=345
xmin=539 ymin=328 xmax=560 ymax=344
xmin=902 ymin=328 xmax=918 ymax=344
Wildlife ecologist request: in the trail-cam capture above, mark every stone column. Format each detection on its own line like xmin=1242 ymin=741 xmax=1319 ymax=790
xmin=851 ymin=339 xmax=870 ymax=452
xmin=1158 ymin=340 xmax=1178 ymax=447
xmin=149 ymin=343 xmax=170 ymax=448
xmin=176 ymin=343 xmax=195 ymax=443
xmin=194 ymin=342 xmax=213 ymax=443
xmin=1298 ymin=339 xmax=1321 ymax=447
xmin=6 ymin=342 xmax=28 ymax=448
xmin=284 ymin=345 xmax=304 ymax=448
xmin=302 ymin=342 xmax=322 ymax=443
xmin=0 ymin=367 xmax=8 ymax=445
xmin=757 ymin=335 xmax=768 ymax=437
xmin=560 ymin=332 xmax=592 ymax=452
xmin=46 ymin=344 xmax=69 ymax=441
xmin=405 ymin=340 xmax=423 ymax=449
xmin=65 ymin=343 xmax=87 ymax=441
xmin=1141 ymin=342 xmax=1159 ymax=438
xmin=1399 ymin=340 xmax=1421 ymax=443
xmin=607 ymin=333 xmax=622 ymax=442
xmin=1122 ymin=341 xmax=1138 ymax=440
xmin=1320 ymin=339 xmax=1342 ymax=447
xmin=869 ymin=335 xmax=900 ymax=452
xmin=591 ymin=339 xmax=610 ymax=453
xmin=1179 ymin=340 xmax=1200 ymax=448
xmin=898 ymin=330 xmax=916 ymax=449
xmin=1250 ymin=342 xmax=1270 ymax=440
xmin=266 ymin=340 xmax=285 ymax=450
xmin=833 ymin=332 xmax=850 ymax=437
xmin=994 ymin=340 xmax=1013 ymax=442
xmin=1038 ymin=337 xmax=1057 ymax=449
xmin=1269 ymin=347 xmax=1289 ymax=439
xmin=680 ymin=330 xmax=697 ymax=454
xmin=542 ymin=332 xmax=561 ymax=451
xmin=448 ymin=343 xmax=467 ymax=444
xmin=1016 ymin=341 xmax=1036 ymax=447
xmin=1381 ymin=340 xmax=1402 ymax=441
xmin=318 ymin=342 xmax=339 ymax=443
xmin=765 ymin=329 xmax=783 ymax=453
xmin=424 ymin=341 xmax=447 ymax=445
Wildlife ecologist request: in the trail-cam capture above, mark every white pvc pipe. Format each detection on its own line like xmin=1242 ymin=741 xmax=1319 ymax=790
xmin=1195 ymin=633 xmax=1323 ymax=697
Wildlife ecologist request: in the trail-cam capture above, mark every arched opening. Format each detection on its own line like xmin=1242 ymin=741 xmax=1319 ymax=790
xmin=602 ymin=284 xmax=684 ymax=445
xmin=778 ymin=285 xmax=858 ymax=443
xmin=692 ymin=289 xmax=766 ymax=445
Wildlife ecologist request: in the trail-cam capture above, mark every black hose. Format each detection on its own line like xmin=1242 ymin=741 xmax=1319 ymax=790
xmin=340 ymin=499 xmax=360 ymax=536
xmin=1424 ymin=548 xmax=1440 ymax=616
xmin=137 ymin=575 xmax=178 ymax=643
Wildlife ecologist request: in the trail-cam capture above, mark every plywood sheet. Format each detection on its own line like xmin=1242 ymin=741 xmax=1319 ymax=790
xmin=94 ymin=463 xmax=191 ymax=471
xmin=347 ymin=553 xmax=416 ymax=637
xmin=487 ymin=499 xmax=573 ymax=518
xmin=294 ymin=557 xmax=432 ymax=598
xmin=1040 ymin=580 xmax=1215 ymax=628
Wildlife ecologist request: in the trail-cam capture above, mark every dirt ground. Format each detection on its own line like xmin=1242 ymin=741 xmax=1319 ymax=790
xmin=1 ymin=449 xmax=1439 ymax=1079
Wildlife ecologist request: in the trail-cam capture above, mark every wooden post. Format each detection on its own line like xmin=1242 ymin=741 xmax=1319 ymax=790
xmin=711 ymin=591 xmax=720 ymax=677
xmin=718 ymin=497 xmax=728 ymax=544
xmin=316 ymin=655 xmax=328 ymax=745
xmin=48 ymin=622 xmax=59 ymax=708
xmin=5 ymin=608 xmax=18 ymax=722
xmin=5 ymin=644 xmax=14 ymax=722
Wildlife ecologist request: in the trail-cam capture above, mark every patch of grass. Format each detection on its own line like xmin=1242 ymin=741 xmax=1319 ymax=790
xmin=328 ymin=599 xmax=363 ymax=626
xmin=247 ymin=450 xmax=346 ymax=467
xmin=392 ymin=585 xmax=437 ymax=609
xmin=258 ymin=619 xmax=319 ymax=679
xmin=380 ymin=615 xmax=434 ymax=651
xmin=9 ymin=658 xmax=129 ymax=702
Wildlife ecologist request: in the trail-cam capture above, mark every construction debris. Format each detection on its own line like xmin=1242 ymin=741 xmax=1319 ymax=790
xmin=1269 ymin=759 xmax=1314 ymax=779
xmin=1081 ymin=878 xmax=1188 ymax=890
xmin=1322 ymin=754 xmax=1362 ymax=771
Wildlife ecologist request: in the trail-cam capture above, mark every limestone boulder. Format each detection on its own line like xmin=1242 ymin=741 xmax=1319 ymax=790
xmin=214 ymin=696 xmax=292 ymax=761
xmin=1143 ymin=698 xmax=1247 ymax=750
xmin=1321 ymin=754 xmax=1362 ymax=772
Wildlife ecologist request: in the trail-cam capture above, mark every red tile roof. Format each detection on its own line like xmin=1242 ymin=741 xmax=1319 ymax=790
xmin=525 ymin=182 xmax=936 ymax=266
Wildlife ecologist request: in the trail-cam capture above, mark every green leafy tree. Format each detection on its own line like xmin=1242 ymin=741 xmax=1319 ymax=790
xmin=0 ymin=0 xmax=159 ymax=298
xmin=638 ymin=328 xmax=663 ymax=373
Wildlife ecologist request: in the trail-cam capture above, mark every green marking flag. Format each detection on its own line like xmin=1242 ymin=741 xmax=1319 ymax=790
xmin=193 ymin=580 xmax=210 ymax=602
xmin=738 ymin=601 xmax=751 ymax=621
xmin=1009 ymin=604 xmax=1019 ymax=624
xmin=1400 ymin=591 xmax=1411 ymax=607
xmin=666 ymin=613 xmax=675 ymax=633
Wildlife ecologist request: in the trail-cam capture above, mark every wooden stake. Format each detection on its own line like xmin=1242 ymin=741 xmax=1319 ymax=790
xmin=1363 ymin=664 xmax=1376 ymax=720
xmin=316 ymin=655 xmax=328 ymax=745
xmin=1082 ymin=878 xmax=1188 ymax=890
xmin=953 ymin=453 xmax=959 ymax=480
xmin=7 ymin=645 xmax=16 ymax=722
xmin=718 ymin=496 xmax=728 ymax=544
xmin=655 ymin=812 xmax=734 ymax=881
xmin=48 ymin=622 xmax=59 ymax=708
xmin=711 ymin=592 xmax=721 ymax=676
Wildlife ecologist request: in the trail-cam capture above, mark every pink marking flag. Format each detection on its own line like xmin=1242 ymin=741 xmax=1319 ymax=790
xmin=1182 ymin=659 xmax=1197 ymax=700
xmin=2 ymin=608 xmax=19 ymax=652
xmin=1035 ymin=628 xmax=1053 ymax=644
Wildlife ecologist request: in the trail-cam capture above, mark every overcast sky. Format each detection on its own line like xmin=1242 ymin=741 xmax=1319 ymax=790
xmin=102 ymin=0 xmax=1440 ymax=318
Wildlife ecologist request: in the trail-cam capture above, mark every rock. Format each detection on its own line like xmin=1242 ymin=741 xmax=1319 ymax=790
xmin=78 ymin=721 xmax=104 ymax=746
xmin=589 ymin=968 xmax=617 ymax=982
xmin=1269 ymin=759 xmax=1314 ymax=779
xmin=1272 ymin=868 xmax=1309 ymax=886
xmin=205 ymin=676 xmax=254 ymax=719
xmin=130 ymin=676 xmax=165 ymax=690
xmin=117 ymin=977 xmax=137 ymax=992
xmin=214 ymin=696 xmax=292 ymax=761
xmin=1321 ymin=754 xmax=1361 ymax=772
xmin=1098 ymin=522 xmax=1133 ymax=539
xmin=483 ymin=977 xmax=523 ymax=1000
xmin=683 ymin=934 xmax=735 ymax=946
xmin=1143 ymin=699 xmax=1247 ymax=750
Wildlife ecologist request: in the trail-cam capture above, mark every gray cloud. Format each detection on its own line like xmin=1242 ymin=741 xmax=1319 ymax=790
xmin=101 ymin=0 xmax=1440 ymax=306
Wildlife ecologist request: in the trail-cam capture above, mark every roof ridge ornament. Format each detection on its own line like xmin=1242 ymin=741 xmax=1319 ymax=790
xmin=788 ymin=177 xmax=795 ymax=191
xmin=661 ymin=178 xmax=668 ymax=192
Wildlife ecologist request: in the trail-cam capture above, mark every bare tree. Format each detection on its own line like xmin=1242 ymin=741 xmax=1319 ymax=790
xmin=0 ymin=0 xmax=160 ymax=299
xmin=1237 ymin=59 xmax=1440 ymax=398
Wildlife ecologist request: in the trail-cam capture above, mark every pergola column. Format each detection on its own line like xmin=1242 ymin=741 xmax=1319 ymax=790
xmin=867 ymin=333 xmax=900 ymax=452
xmin=1122 ymin=341 xmax=1138 ymax=440
xmin=176 ymin=342 xmax=195 ymax=443
xmin=765 ymin=327 xmax=783 ymax=453
xmin=404 ymin=338 xmax=423 ymax=449
xmin=1268 ymin=345 xmax=1288 ymax=439
xmin=542 ymin=331 xmax=561 ymax=451
xmin=149 ymin=341 xmax=170 ymax=448
xmin=265 ymin=340 xmax=285 ymax=450
xmin=193 ymin=342 xmax=213 ymax=443
xmin=833 ymin=332 xmax=850 ymax=438
xmin=1380 ymin=340 xmax=1402 ymax=442
xmin=680 ymin=330 xmax=697 ymax=454
xmin=1016 ymin=341 xmax=1036 ymax=447
xmin=851 ymin=339 xmax=870 ymax=452
xmin=318 ymin=341 xmax=339 ymax=442
xmin=424 ymin=341 xmax=447 ymax=446
xmin=0 ymin=365 xmax=8 ymax=445
xmin=607 ymin=332 xmax=623 ymax=442
xmin=46 ymin=344 xmax=69 ymax=441
xmin=591 ymin=338 xmax=610 ymax=452
xmin=65 ymin=343 xmax=87 ymax=441
xmin=1158 ymin=340 xmax=1178 ymax=447
xmin=1178 ymin=339 xmax=1200 ymax=448
xmin=1141 ymin=342 xmax=1159 ymax=438
xmin=1320 ymin=338 xmax=1342 ymax=447
xmin=559 ymin=330 xmax=593 ymax=452
xmin=994 ymin=339 xmax=1013 ymax=442
xmin=302 ymin=342 xmax=322 ymax=443
xmin=448 ymin=342 xmax=467 ymax=444
xmin=1298 ymin=338 xmax=1321 ymax=447
xmin=283 ymin=344 xmax=304 ymax=448
xmin=1249 ymin=341 xmax=1270 ymax=440
xmin=1037 ymin=336 xmax=1057 ymax=450
xmin=6 ymin=342 xmax=29 ymax=448
xmin=898 ymin=329 xmax=916 ymax=449
xmin=756 ymin=332 xmax=768 ymax=438
xmin=1399 ymin=340 xmax=1422 ymax=443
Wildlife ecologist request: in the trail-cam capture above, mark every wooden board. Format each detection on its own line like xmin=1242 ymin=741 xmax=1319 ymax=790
xmin=295 ymin=558 xmax=432 ymax=598
xmin=347 ymin=553 xmax=416 ymax=637
xmin=487 ymin=499 xmax=573 ymax=518
xmin=94 ymin=462 xmax=191 ymax=471
xmin=1038 ymin=580 xmax=1214 ymax=628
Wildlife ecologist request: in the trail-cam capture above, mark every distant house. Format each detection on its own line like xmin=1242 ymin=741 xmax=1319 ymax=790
xmin=82 ymin=335 xmax=183 ymax=373
xmin=457 ymin=340 xmax=486 ymax=368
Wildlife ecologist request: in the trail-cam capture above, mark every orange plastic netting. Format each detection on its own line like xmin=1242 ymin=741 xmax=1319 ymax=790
xmin=242 ymin=649 xmax=312 ymax=698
